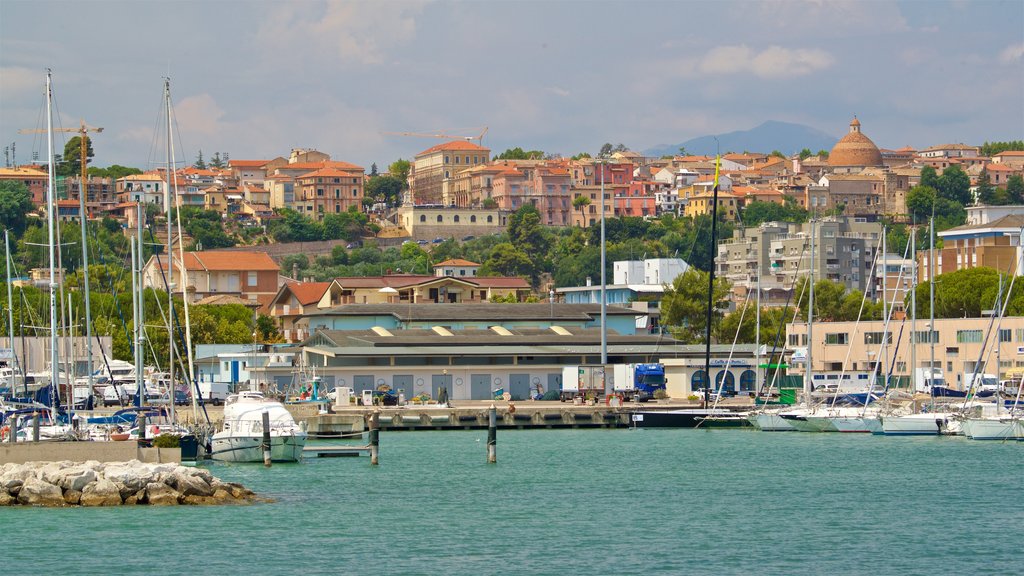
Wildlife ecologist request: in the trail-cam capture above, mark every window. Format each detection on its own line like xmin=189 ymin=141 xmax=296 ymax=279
xmin=454 ymin=215 xmax=460 ymax=222
xmin=419 ymin=215 xmax=426 ymax=223
xmin=487 ymin=215 xmax=493 ymax=223
xmin=444 ymin=156 xmax=450 ymax=164
xmin=914 ymin=330 xmax=938 ymax=344
xmin=470 ymin=215 xmax=477 ymax=223
xmin=317 ymin=189 xmax=324 ymax=197
xmin=789 ymin=334 xmax=801 ymax=346
xmin=864 ymin=332 xmax=891 ymax=345
xmin=247 ymin=272 xmax=257 ymax=286
xmin=454 ymin=156 xmax=460 ymax=164
xmin=436 ymin=215 xmax=443 ymax=222
xmin=999 ymin=329 xmax=1012 ymax=343
xmin=956 ymin=330 xmax=983 ymax=343
xmin=825 ymin=333 xmax=848 ymax=345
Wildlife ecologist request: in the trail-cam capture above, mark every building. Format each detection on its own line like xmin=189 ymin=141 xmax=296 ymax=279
xmin=717 ymin=217 xmax=884 ymax=304
xmin=786 ymin=316 xmax=1024 ymax=389
xmin=395 ymin=205 xmax=506 ymax=240
xmin=194 ymin=344 xmax=295 ymax=392
xmin=937 ymin=214 xmax=1024 ymax=276
xmin=828 ymin=117 xmax=884 ymax=170
xmin=117 ymin=172 xmax=166 ymax=207
xmin=0 ymin=166 xmax=48 ymax=206
xmin=295 ymin=166 xmax=365 ymax=218
xmin=265 ymin=282 xmax=332 ymax=343
xmin=142 ymin=250 xmax=281 ymax=304
xmin=62 ymin=175 xmax=117 ymax=215
xmin=410 ymin=141 xmax=490 ymax=205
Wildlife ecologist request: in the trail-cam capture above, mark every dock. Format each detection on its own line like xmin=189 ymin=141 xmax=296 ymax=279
xmin=301 ymin=445 xmax=371 ymax=458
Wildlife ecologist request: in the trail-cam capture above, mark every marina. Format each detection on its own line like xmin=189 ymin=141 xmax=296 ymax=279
xmin=3 ymin=428 xmax=1022 ymax=575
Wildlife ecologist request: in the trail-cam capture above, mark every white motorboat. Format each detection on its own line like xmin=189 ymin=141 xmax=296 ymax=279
xmin=748 ymin=410 xmax=797 ymax=431
xmin=961 ymin=415 xmax=1022 ymax=440
xmin=211 ymin=391 xmax=307 ymax=462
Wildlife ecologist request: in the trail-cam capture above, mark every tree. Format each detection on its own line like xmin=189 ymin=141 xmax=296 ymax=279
xmin=194 ymin=150 xmax=207 ymax=169
xmin=1006 ymin=175 xmax=1024 ymax=204
xmin=740 ymin=198 xmax=808 ymax=227
xmin=482 ymin=197 xmax=498 ymax=209
xmin=975 ymin=168 xmax=1009 ymax=205
xmin=660 ymin=268 xmax=731 ymax=344
xmin=494 ymin=147 xmax=545 ymax=160
xmin=369 ymin=163 xmax=378 ymax=177
xmin=88 ymin=165 xmax=142 ymax=179
xmin=209 ymin=152 xmax=224 ymax=169
xmin=364 ymin=175 xmax=404 ymax=207
xmin=816 ymin=149 xmax=830 ymax=159
xmin=980 ymin=140 xmax=1024 ymax=156
xmin=255 ymin=314 xmax=283 ymax=343
xmin=599 ymin=143 xmax=613 ymax=157
xmin=480 ymin=242 xmax=534 ymax=281
xmin=677 ymin=146 xmax=688 ymax=156
xmin=770 ymin=150 xmax=785 ymax=158
xmin=572 ymin=195 xmax=591 ymax=222
xmin=0 ymin=181 xmax=35 ymax=236
xmin=919 ymin=165 xmax=940 ymax=190
xmin=912 ymin=267 xmax=1016 ymax=319
xmin=387 ymin=159 xmax=411 ymax=189
xmin=58 ymin=136 xmax=95 ymax=177
xmin=937 ymin=165 xmax=971 ymax=205
xmin=798 ymin=148 xmax=813 ymax=160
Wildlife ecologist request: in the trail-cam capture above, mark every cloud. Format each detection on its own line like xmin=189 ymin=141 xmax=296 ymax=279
xmin=174 ymin=94 xmax=227 ymax=139
xmin=258 ymin=1 xmax=426 ymax=67
xmin=548 ymin=86 xmax=571 ymax=97
xmin=699 ymin=45 xmax=834 ymax=78
xmin=0 ymin=66 xmax=42 ymax=98
xmin=1000 ymin=42 xmax=1024 ymax=63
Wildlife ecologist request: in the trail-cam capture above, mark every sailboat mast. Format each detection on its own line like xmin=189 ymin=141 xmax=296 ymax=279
xmin=910 ymin=226 xmax=916 ymax=392
xmin=881 ymin=227 xmax=887 ymax=389
xmin=45 ymin=70 xmax=60 ymax=409
xmin=5 ymin=231 xmax=21 ymax=392
xmin=806 ymin=219 xmax=814 ymax=402
xmin=928 ymin=217 xmax=935 ymax=386
xmin=78 ymin=140 xmax=94 ymax=394
xmin=164 ymin=79 xmax=175 ymax=404
xmin=703 ymin=154 xmax=721 ymax=408
xmin=135 ymin=203 xmax=145 ymax=407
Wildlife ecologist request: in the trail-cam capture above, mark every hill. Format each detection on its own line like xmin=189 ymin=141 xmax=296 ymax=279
xmin=646 ymin=120 xmax=838 ymax=157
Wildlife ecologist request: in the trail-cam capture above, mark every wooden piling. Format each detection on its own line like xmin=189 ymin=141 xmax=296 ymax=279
xmin=32 ymin=413 xmax=40 ymax=442
xmin=262 ymin=411 xmax=272 ymax=467
xmin=487 ymin=404 xmax=497 ymax=463
xmin=137 ymin=414 xmax=146 ymax=441
xmin=369 ymin=410 xmax=380 ymax=465
xmin=8 ymin=415 xmax=18 ymax=443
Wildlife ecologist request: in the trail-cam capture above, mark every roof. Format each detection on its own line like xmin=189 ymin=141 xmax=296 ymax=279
xmin=434 ymin=259 xmax=481 ymax=267
xmin=829 ymin=117 xmax=883 ymax=167
xmin=939 ymin=214 xmax=1024 ymax=236
xmin=307 ymin=303 xmax=641 ymax=321
xmin=228 ymin=160 xmax=269 ymax=168
xmin=417 ymin=141 xmax=489 ymax=156
xmin=157 ymin=250 xmax=279 ymax=272
xmin=195 ymin=294 xmax=262 ymax=307
xmin=298 ymin=167 xmax=362 ymax=179
xmin=284 ymin=282 xmax=331 ymax=306
xmin=994 ymin=151 xmax=1024 ymax=157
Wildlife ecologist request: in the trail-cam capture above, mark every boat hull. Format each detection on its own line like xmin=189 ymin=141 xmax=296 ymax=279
xmin=211 ymin=433 xmax=307 ymax=462
xmin=749 ymin=412 xmax=797 ymax=431
xmin=961 ymin=418 xmax=1023 ymax=440
xmin=880 ymin=414 xmax=949 ymax=435
xmin=630 ymin=409 xmax=734 ymax=428
xmin=828 ymin=416 xmax=882 ymax=434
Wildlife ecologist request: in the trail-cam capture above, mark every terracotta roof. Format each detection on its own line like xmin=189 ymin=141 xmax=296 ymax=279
xmin=829 ymin=117 xmax=883 ymax=167
xmin=176 ymin=250 xmax=279 ymax=272
xmin=276 ymin=160 xmax=364 ymax=172
xmin=298 ymin=167 xmax=362 ymax=179
xmin=285 ymin=281 xmax=331 ymax=306
xmin=195 ymin=294 xmax=261 ymax=307
xmin=417 ymin=141 xmax=489 ymax=156
xmin=985 ymin=163 xmax=1019 ymax=172
xmin=0 ymin=167 xmax=48 ymax=177
xmin=434 ymin=259 xmax=480 ymax=267
xmin=994 ymin=151 xmax=1024 ymax=157
xmin=229 ymin=160 xmax=269 ymax=168
xmin=470 ymin=277 xmax=531 ymax=289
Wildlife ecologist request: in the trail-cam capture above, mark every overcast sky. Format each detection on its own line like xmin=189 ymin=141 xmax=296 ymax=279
xmin=2 ymin=0 xmax=1022 ymax=171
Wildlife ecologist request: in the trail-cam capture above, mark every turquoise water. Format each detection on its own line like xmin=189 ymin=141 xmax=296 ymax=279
xmin=5 ymin=429 xmax=1022 ymax=575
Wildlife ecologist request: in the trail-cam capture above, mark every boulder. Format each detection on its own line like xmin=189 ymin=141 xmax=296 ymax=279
xmin=36 ymin=461 xmax=75 ymax=485
xmin=0 ymin=491 xmax=15 ymax=506
xmin=61 ymin=465 xmax=98 ymax=492
xmin=168 ymin=470 xmax=213 ymax=497
xmin=0 ymin=465 xmax=35 ymax=492
xmin=17 ymin=476 xmax=65 ymax=507
xmin=103 ymin=463 xmax=156 ymax=493
xmin=124 ymin=489 xmax=146 ymax=506
xmin=80 ymin=478 xmax=123 ymax=507
xmin=145 ymin=482 xmax=180 ymax=506
xmin=63 ymin=489 xmax=82 ymax=505
xmin=180 ymin=494 xmax=216 ymax=506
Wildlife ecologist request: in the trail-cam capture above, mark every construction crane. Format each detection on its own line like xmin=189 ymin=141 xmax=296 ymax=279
xmin=19 ymin=119 xmax=104 ymax=184
xmin=382 ymin=126 xmax=488 ymax=146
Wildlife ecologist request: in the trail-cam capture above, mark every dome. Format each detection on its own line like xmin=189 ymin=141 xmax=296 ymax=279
xmin=828 ymin=117 xmax=883 ymax=167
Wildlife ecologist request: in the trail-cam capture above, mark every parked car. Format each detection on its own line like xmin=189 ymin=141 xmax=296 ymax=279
xmin=431 ymin=237 xmax=445 ymax=244
xmin=173 ymin=390 xmax=190 ymax=406
xmin=346 ymin=240 xmax=362 ymax=249
xmin=417 ymin=239 xmax=429 ymax=245
xmin=461 ymin=235 xmax=475 ymax=241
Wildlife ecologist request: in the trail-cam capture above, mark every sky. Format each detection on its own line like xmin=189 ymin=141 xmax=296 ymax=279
xmin=1 ymin=0 xmax=1022 ymax=172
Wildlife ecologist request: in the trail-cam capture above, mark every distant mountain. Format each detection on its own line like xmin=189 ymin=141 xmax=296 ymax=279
xmin=646 ymin=120 xmax=838 ymax=158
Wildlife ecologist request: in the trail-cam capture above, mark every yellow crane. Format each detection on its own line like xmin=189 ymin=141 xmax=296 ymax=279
xmin=381 ymin=126 xmax=488 ymax=146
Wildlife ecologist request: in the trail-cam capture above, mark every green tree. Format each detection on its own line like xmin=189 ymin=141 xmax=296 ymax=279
xmin=364 ymin=174 xmax=404 ymax=207
xmin=481 ymin=197 xmax=498 ymax=209
xmin=660 ymin=267 xmax=731 ymax=344
xmin=388 ymin=159 xmax=411 ymax=190
xmin=980 ymin=140 xmax=1024 ymax=156
xmin=913 ymin=267 xmax=1016 ymax=319
xmin=58 ymin=136 xmax=95 ymax=177
xmin=209 ymin=152 xmax=224 ymax=169
xmin=740 ymin=198 xmax=808 ymax=227
xmin=494 ymin=147 xmax=545 ymax=160
xmin=0 ymin=181 xmax=35 ymax=236
xmin=1006 ymin=174 xmax=1024 ymax=204
xmin=194 ymin=150 xmax=207 ymax=169
xmin=369 ymin=162 xmax=378 ymax=177
xmin=480 ymin=242 xmax=534 ymax=280
xmin=255 ymin=314 xmax=283 ymax=343
xmin=920 ymin=165 xmax=940 ymax=190
xmin=88 ymin=165 xmax=143 ymax=179
xmin=937 ymin=165 xmax=971 ymax=205
xmin=816 ymin=149 xmax=830 ymax=159
xmin=975 ymin=168 xmax=1009 ymax=205
xmin=677 ymin=146 xmax=688 ymax=156
xmin=770 ymin=150 xmax=785 ymax=158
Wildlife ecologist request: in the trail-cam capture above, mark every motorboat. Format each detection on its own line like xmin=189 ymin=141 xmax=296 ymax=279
xmin=211 ymin=390 xmax=306 ymax=462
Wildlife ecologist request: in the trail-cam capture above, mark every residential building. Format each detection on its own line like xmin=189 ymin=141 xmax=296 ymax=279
xmin=396 ymin=205 xmax=506 ymax=240
xmin=61 ymin=175 xmax=116 ymax=215
xmin=142 ymin=250 xmax=281 ymax=304
xmin=266 ymin=281 xmax=332 ymax=343
xmin=410 ymin=141 xmax=490 ymax=205
xmin=937 ymin=214 xmax=1024 ymax=276
xmin=228 ymin=159 xmax=269 ymax=188
xmin=295 ymin=166 xmax=365 ymax=218
xmin=918 ymin=143 xmax=981 ymax=159
xmin=0 ymin=166 xmax=48 ymax=206
xmin=488 ymin=160 xmax=573 ymax=225
xmin=991 ymin=151 xmax=1024 ymax=168
xmin=117 ymin=172 xmax=165 ymax=207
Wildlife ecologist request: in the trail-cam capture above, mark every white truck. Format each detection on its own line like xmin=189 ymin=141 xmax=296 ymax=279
xmin=197 ymin=381 xmax=230 ymax=405
xmin=560 ymin=365 xmax=610 ymax=401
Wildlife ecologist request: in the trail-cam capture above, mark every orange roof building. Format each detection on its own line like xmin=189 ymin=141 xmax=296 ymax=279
xmin=828 ymin=117 xmax=883 ymax=168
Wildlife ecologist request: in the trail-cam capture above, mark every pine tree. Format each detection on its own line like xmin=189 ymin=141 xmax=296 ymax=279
xmin=195 ymin=150 xmax=206 ymax=169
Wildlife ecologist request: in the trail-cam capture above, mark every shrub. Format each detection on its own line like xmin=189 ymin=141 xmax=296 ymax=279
xmin=153 ymin=434 xmax=181 ymax=448
xmin=653 ymin=389 xmax=669 ymax=400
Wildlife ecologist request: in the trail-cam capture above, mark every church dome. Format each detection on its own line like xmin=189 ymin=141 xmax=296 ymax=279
xmin=828 ymin=117 xmax=883 ymax=167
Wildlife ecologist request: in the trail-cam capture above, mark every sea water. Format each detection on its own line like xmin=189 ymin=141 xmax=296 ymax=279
xmin=5 ymin=429 xmax=1022 ymax=575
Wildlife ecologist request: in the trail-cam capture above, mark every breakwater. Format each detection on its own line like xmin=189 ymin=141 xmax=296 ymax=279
xmin=0 ymin=460 xmax=262 ymax=507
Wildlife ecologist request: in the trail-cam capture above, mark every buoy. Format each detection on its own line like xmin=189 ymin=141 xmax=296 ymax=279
xmin=0 ymin=425 xmax=10 ymax=441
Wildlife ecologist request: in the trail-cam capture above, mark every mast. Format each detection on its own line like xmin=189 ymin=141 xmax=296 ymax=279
xmin=755 ymin=261 xmax=761 ymax=385
xmin=44 ymin=70 xmax=60 ymax=411
xmin=703 ymin=154 xmax=721 ymax=408
xmin=881 ymin=227 xmax=887 ymax=389
xmin=5 ymin=231 xmax=22 ymax=393
xmin=163 ymin=79 xmax=176 ymax=407
xmin=599 ymin=158 xmax=607 ymax=365
xmin=910 ymin=226 xmax=916 ymax=393
xmin=929 ymin=217 xmax=935 ymax=387
xmin=78 ymin=130 xmax=94 ymax=397
xmin=806 ymin=219 xmax=814 ymax=403
xmin=134 ymin=203 xmax=145 ymax=407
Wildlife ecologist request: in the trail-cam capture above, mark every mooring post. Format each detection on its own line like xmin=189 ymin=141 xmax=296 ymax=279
xmin=487 ymin=403 xmax=497 ymax=463
xmin=32 ymin=412 xmax=40 ymax=442
xmin=369 ymin=409 xmax=380 ymax=466
xmin=137 ymin=413 xmax=146 ymax=441
xmin=9 ymin=415 xmax=18 ymax=443
xmin=262 ymin=411 xmax=272 ymax=467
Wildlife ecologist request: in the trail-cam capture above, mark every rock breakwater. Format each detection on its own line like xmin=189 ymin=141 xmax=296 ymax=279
xmin=0 ymin=460 xmax=266 ymax=507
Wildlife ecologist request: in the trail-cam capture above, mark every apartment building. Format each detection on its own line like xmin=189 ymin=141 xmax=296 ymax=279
xmin=410 ymin=141 xmax=490 ymax=205
xmin=0 ymin=166 xmax=48 ymax=206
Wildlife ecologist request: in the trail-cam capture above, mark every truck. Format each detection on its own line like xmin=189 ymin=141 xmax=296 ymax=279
xmin=197 ymin=380 xmax=230 ymax=405
xmin=613 ymin=363 xmax=666 ymax=401
xmin=560 ymin=365 xmax=610 ymax=401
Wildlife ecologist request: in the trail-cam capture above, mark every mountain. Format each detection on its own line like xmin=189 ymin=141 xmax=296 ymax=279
xmin=646 ymin=120 xmax=838 ymax=158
